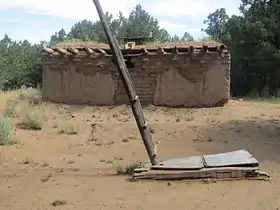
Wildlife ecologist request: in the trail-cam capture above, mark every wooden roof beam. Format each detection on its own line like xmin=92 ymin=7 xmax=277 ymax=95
xmin=96 ymin=48 xmax=107 ymax=55
xmin=141 ymin=48 xmax=149 ymax=55
xmin=84 ymin=47 xmax=95 ymax=55
xmin=189 ymin=46 xmax=194 ymax=54
xmin=67 ymin=48 xmax=79 ymax=55
xmin=53 ymin=48 xmax=68 ymax=55
xmin=203 ymin=45 xmax=208 ymax=53
xmin=157 ymin=47 xmax=165 ymax=54
xmin=43 ymin=48 xmax=55 ymax=54
xmin=172 ymin=46 xmax=179 ymax=54
xmin=218 ymin=44 xmax=225 ymax=57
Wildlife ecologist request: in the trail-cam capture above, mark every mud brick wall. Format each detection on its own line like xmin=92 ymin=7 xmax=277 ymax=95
xmin=42 ymin=52 xmax=230 ymax=107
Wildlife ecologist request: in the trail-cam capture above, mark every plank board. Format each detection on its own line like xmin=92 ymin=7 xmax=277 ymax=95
xmin=133 ymin=150 xmax=268 ymax=181
xmin=203 ymin=149 xmax=259 ymax=168
xmin=151 ymin=156 xmax=204 ymax=170
xmin=149 ymin=149 xmax=258 ymax=170
xmin=133 ymin=167 xmax=270 ymax=181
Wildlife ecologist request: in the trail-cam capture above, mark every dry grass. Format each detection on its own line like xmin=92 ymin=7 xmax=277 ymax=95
xmin=17 ymin=107 xmax=43 ymax=130
xmin=0 ymin=87 xmax=44 ymax=133
xmin=0 ymin=115 xmax=16 ymax=145
xmin=17 ymin=86 xmax=42 ymax=106
xmin=53 ymin=41 xmax=110 ymax=48
xmin=58 ymin=124 xmax=79 ymax=135
xmin=53 ymin=40 xmax=223 ymax=49
xmin=3 ymin=99 xmax=21 ymax=118
xmin=116 ymin=161 xmax=144 ymax=175
xmin=0 ymin=90 xmax=18 ymax=109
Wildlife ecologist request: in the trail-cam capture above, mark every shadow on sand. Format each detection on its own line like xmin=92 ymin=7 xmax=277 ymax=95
xmin=193 ymin=118 xmax=280 ymax=164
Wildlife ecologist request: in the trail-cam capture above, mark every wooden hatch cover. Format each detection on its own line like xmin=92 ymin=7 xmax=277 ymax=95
xmin=134 ymin=150 xmax=269 ymax=181
xmin=151 ymin=149 xmax=258 ymax=170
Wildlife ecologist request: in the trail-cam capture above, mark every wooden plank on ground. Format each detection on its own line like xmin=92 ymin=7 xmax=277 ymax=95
xmin=203 ymin=149 xmax=259 ymax=168
xmin=133 ymin=167 xmax=270 ymax=181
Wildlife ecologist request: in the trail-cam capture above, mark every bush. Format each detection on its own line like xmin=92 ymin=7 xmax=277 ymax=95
xmin=3 ymin=99 xmax=21 ymax=118
xmin=17 ymin=108 xmax=43 ymax=130
xmin=17 ymin=86 xmax=42 ymax=106
xmin=3 ymin=87 xmax=42 ymax=118
xmin=0 ymin=115 xmax=14 ymax=145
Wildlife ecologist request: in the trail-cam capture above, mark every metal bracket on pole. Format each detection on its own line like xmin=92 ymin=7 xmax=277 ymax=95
xmin=143 ymin=121 xmax=148 ymax=129
xmin=132 ymin=95 xmax=139 ymax=103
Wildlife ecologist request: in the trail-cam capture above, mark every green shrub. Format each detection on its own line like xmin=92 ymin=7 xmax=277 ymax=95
xmin=17 ymin=86 xmax=42 ymax=106
xmin=116 ymin=161 xmax=144 ymax=175
xmin=0 ymin=115 xmax=14 ymax=145
xmin=17 ymin=109 xmax=43 ymax=130
xmin=3 ymin=99 xmax=20 ymax=118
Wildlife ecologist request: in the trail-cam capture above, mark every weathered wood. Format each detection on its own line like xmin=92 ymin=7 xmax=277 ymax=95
xmin=203 ymin=45 xmax=208 ymax=53
xmin=97 ymin=48 xmax=107 ymax=55
xmin=189 ymin=46 xmax=194 ymax=53
xmin=141 ymin=48 xmax=149 ymax=55
xmin=173 ymin=46 xmax=179 ymax=54
xmin=67 ymin=48 xmax=79 ymax=54
xmin=133 ymin=167 xmax=270 ymax=181
xmin=157 ymin=47 xmax=165 ymax=54
xmin=134 ymin=168 xmax=149 ymax=173
xmin=84 ymin=47 xmax=95 ymax=55
xmin=43 ymin=48 xmax=55 ymax=54
xmin=218 ymin=45 xmax=225 ymax=57
xmin=54 ymin=48 xmax=68 ymax=55
xmin=92 ymin=0 xmax=159 ymax=165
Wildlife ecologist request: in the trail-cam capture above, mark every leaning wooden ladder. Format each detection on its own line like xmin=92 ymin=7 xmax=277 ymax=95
xmin=91 ymin=0 xmax=269 ymax=181
xmin=92 ymin=0 xmax=159 ymax=166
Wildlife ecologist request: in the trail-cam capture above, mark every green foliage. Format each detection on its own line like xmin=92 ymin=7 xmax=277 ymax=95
xmin=3 ymin=87 xmax=42 ymax=118
xmin=0 ymin=37 xmax=43 ymax=90
xmin=181 ymin=32 xmax=194 ymax=42
xmin=49 ymin=4 xmax=193 ymax=45
xmin=49 ymin=29 xmax=67 ymax=46
xmin=16 ymin=102 xmax=43 ymax=131
xmin=17 ymin=86 xmax=42 ymax=105
xmin=18 ymin=110 xmax=43 ymax=130
xmin=67 ymin=20 xmax=98 ymax=42
xmin=203 ymin=2 xmax=280 ymax=97
xmin=3 ymin=99 xmax=20 ymax=118
xmin=0 ymin=115 xmax=14 ymax=145
xmin=203 ymin=8 xmax=229 ymax=42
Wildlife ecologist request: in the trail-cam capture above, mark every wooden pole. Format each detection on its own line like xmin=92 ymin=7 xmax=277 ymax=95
xmin=92 ymin=0 xmax=159 ymax=165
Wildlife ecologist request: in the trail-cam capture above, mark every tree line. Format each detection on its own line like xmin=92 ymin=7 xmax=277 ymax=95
xmin=0 ymin=1 xmax=279 ymax=97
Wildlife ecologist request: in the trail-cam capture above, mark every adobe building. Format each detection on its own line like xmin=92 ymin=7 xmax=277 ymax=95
xmin=42 ymin=41 xmax=230 ymax=107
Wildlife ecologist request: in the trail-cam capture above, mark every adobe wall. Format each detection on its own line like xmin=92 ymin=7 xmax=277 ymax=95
xmin=42 ymin=52 xmax=230 ymax=107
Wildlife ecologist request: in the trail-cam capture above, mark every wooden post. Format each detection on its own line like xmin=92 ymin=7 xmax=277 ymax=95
xmin=92 ymin=0 xmax=159 ymax=165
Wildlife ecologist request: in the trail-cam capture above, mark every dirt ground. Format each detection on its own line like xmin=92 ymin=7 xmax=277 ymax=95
xmin=0 ymin=99 xmax=280 ymax=210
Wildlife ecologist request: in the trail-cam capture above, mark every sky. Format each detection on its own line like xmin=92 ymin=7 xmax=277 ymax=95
xmin=0 ymin=0 xmax=242 ymax=43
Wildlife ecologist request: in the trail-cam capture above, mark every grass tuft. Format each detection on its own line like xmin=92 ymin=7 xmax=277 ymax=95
xmin=116 ymin=161 xmax=144 ymax=175
xmin=17 ymin=86 xmax=42 ymax=106
xmin=51 ymin=200 xmax=67 ymax=207
xmin=17 ymin=107 xmax=43 ymax=130
xmin=0 ymin=115 xmax=16 ymax=145
xmin=58 ymin=124 xmax=79 ymax=135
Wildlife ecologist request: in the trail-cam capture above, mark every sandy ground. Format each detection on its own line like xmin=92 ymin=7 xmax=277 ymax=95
xmin=0 ymin=99 xmax=280 ymax=210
